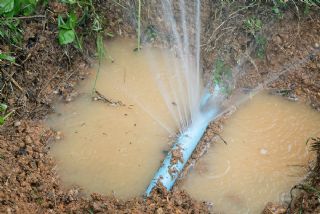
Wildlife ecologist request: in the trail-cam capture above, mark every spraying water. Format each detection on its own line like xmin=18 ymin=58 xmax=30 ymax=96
xmin=143 ymin=0 xmax=221 ymax=134
xmin=144 ymin=0 xmax=225 ymax=195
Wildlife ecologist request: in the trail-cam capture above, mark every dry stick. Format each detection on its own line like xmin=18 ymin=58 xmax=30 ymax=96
xmin=211 ymin=131 xmax=228 ymax=145
xmin=111 ymin=0 xmax=128 ymax=10
xmin=17 ymin=15 xmax=46 ymax=19
xmin=2 ymin=71 xmax=24 ymax=93
xmin=21 ymin=53 xmax=31 ymax=64
xmin=205 ymin=4 xmax=256 ymax=47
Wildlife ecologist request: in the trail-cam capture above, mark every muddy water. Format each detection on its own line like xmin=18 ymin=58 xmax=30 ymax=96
xmin=47 ymin=39 xmax=180 ymax=199
xmin=183 ymin=92 xmax=320 ymax=213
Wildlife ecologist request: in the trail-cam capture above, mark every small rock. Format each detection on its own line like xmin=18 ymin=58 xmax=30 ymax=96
xmin=26 ymin=145 xmax=33 ymax=155
xmin=24 ymin=136 xmax=32 ymax=145
xmin=263 ymin=202 xmax=287 ymax=214
xmin=156 ymin=208 xmax=164 ymax=214
xmin=315 ymin=42 xmax=319 ymax=48
xmin=273 ymin=35 xmax=282 ymax=44
xmin=7 ymin=207 xmax=12 ymax=214
xmin=18 ymin=141 xmax=25 ymax=147
xmin=55 ymin=131 xmax=62 ymax=140
xmin=280 ymin=192 xmax=291 ymax=204
xmin=14 ymin=121 xmax=21 ymax=127
xmin=65 ymin=96 xmax=72 ymax=102
xmin=92 ymin=202 xmax=103 ymax=212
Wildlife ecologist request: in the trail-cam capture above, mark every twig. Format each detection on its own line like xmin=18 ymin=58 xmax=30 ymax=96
xmin=111 ymin=0 xmax=128 ymax=10
xmin=212 ymin=131 xmax=228 ymax=145
xmin=205 ymin=3 xmax=256 ymax=47
xmin=16 ymin=15 xmax=46 ymax=19
xmin=2 ymin=71 xmax=24 ymax=93
xmin=93 ymin=90 xmax=125 ymax=106
xmin=21 ymin=53 xmax=31 ymax=64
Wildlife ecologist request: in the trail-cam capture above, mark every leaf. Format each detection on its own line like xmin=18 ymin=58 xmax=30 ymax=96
xmin=0 ymin=117 xmax=4 ymax=125
xmin=67 ymin=11 xmax=77 ymax=29
xmin=58 ymin=29 xmax=75 ymax=45
xmin=255 ymin=19 xmax=262 ymax=29
xmin=0 ymin=0 xmax=14 ymax=15
xmin=106 ymin=32 xmax=114 ymax=37
xmin=60 ymin=0 xmax=77 ymax=4
xmin=0 ymin=53 xmax=15 ymax=62
xmin=58 ymin=15 xmax=65 ymax=27
xmin=22 ymin=3 xmax=36 ymax=16
xmin=92 ymin=16 xmax=102 ymax=32
xmin=0 ymin=103 xmax=8 ymax=112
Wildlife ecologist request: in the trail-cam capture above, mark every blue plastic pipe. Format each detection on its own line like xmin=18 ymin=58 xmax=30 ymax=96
xmin=145 ymin=91 xmax=219 ymax=196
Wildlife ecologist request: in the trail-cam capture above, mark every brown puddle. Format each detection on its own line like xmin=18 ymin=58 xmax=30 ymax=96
xmin=46 ymin=39 xmax=181 ymax=199
xmin=183 ymin=92 xmax=320 ymax=213
xmin=47 ymin=38 xmax=320 ymax=209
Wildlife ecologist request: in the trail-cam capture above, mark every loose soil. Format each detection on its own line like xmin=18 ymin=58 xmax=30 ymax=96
xmin=1 ymin=1 xmax=320 ymax=213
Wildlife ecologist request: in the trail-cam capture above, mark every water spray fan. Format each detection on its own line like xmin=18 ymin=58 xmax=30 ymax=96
xmin=145 ymin=87 xmax=221 ymax=196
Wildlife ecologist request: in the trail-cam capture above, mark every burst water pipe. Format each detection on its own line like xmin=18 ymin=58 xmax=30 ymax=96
xmin=145 ymin=87 xmax=220 ymax=196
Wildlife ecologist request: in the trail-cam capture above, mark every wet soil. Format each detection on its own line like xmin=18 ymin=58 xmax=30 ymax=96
xmin=1 ymin=1 xmax=320 ymax=213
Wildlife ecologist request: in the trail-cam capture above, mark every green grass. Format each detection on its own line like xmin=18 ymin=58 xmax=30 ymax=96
xmin=58 ymin=0 xmax=115 ymax=94
xmin=0 ymin=52 xmax=15 ymax=63
xmin=243 ymin=17 xmax=262 ymax=36
xmin=243 ymin=17 xmax=267 ymax=58
xmin=0 ymin=103 xmax=14 ymax=125
xmin=0 ymin=0 xmax=39 ymax=45
xmin=137 ymin=0 xmax=141 ymax=51
xmin=213 ymin=59 xmax=232 ymax=95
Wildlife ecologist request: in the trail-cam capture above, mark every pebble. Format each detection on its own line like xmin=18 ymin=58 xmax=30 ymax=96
xmin=14 ymin=121 xmax=21 ymax=127
xmin=65 ymin=96 xmax=72 ymax=102
xmin=315 ymin=42 xmax=319 ymax=48
xmin=24 ymin=136 xmax=32 ymax=145
xmin=156 ymin=208 xmax=164 ymax=214
xmin=273 ymin=35 xmax=282 ymax=44
xmin=55 ymin=131 xmax=62 ymax=140
xmin=18 ymin=142 xmax=25 ymax=148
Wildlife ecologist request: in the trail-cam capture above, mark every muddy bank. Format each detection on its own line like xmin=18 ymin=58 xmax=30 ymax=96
xmin=0 ymin=1 xmax=320 ymax=213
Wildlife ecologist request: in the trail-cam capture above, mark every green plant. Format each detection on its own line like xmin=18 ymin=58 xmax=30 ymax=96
xmin=213 ymin=59 xmax=232 ymax=95
xmin=144 ymin=25 xmax=157 ymax=42
xmin=243 ymin=17 xmax=262 ymax=36
xmin=58 ymin=0 xmax=114 ymax=93
xmin=243 ymin=17 xmax=268 ymax=58
xmin=0 ymin=52 xmax=15 ymax=63
xmin=271 ymin=0 xmax=319 ymax=18
xmin=0 ymin=0 xmax=39 ymax=45
xmin=0 ymin=0 xmax=38 ymax=17
xmin=57 ymin=11 xmax=82 ymax=49
xmin=271 ymin=0 xmax=288 ymax=18
xmin=136 ymin=0 xmax=141 ymax=51
xmin=133 ymin=0 xmax=142 ymax=52
xmin=0 ymin=103 xmax=14 ymax=125
xmin=255 ymin=35 xmax=267 ymax=58
xmin=0 ymin=17 xmax=23 ymax=44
